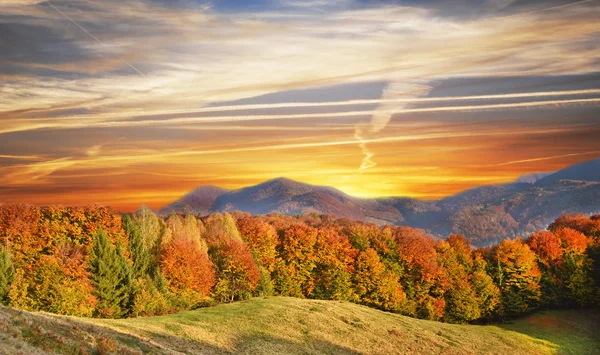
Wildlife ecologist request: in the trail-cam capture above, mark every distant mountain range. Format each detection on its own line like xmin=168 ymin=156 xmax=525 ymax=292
xmin=160 ymin=158 xmax=600 ymax=246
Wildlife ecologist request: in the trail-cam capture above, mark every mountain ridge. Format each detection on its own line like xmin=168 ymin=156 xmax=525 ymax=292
xmin=160 ymin=158 xmax=600 ymax=246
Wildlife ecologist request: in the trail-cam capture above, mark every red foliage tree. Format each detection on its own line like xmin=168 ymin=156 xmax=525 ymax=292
xmin=554 ymin=228 xmax=588 ymax=254
xmin=274 ymin=224 xmax=318 ymax=297
xmin=527 ymin=230 xmax=564 ymax=264
xmin=0 ymin=205 xmax=42 ymax=270
xmin=160 ymin=239 xmax=215 ymax=307
xmin=549 ymin=213 xmax=600 ymax=237
xmin=236 ymin=216 xmax=278 ymax=272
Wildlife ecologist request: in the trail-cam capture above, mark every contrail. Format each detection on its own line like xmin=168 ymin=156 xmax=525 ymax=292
xmin=19 ymin=127 xmax=573 ymax=168
xmin=45 ymin=0 xmax=146 ymax=78
xmin=356 ymin=80 xmax=432 ymax=170
xmin=2 ymin=97 xmax=599 ymax=134
xmin=86 ymin=97 xmax=599 ymax=127
xmin=18 ymin=88 xmax=600 ymax=121
xmin=3 ymin=127 xmax=581 ymax=187
xmin=497 ymin=0 xmax=596 ymax=19
xmin=4 ymin=127 xmax=581 ymax=184
xmin=354 ymin=127 xmax=376 ymax=170
xmin=495 ymin=151 xmax=600 ymax=166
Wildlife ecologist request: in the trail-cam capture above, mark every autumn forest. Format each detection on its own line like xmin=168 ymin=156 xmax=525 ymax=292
xmin=0 ymin=205 xmax=598 ymax=324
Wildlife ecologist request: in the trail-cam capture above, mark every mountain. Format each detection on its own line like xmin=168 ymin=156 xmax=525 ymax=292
xmin=160 ymin=158 xmax=600 ymax=246
xmin=160 ymin=185 xmax=229 ymax=215
xmin=535 ymin=158 xmax=600 ymax=186
xmin=166 ymin=177 xmax=404 ymax=225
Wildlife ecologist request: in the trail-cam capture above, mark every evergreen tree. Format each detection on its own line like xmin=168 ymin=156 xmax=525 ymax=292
xmin=255 ymin=266 xmax=274 ymax=297
xmin=0 ymin=247 xmax=14 ymax=305
xmin=89 ymin=228 xmax=132 ymax=318
xmin=115 ymin=241 xmax=133 ymax=312
xmin=123 ymin=215 xmax=150 ymax=279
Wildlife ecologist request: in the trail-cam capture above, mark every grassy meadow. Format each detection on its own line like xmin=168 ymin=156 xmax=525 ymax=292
xmin=1 ymin=297 xmax=598 ymax=354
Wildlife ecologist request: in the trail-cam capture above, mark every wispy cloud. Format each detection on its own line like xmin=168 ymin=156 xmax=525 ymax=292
xmin=0 ymin=0 xmax=598 ymax=208
xmin=356 ymin=81 xmax=433 ymax=169
xmin=3 ymin=96 xmax=597 ymax=134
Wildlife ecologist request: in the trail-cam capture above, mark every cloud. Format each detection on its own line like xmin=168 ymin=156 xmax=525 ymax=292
xmin=86 ymin=144 xmax=102 ymax=157
xmin=356 ymin=80 xmax=433 ymax=169
xmin=0 ymin=0 xmax=599 ymax=208
xmin=1 ymin=0 xmax=598 ymax=118
xmin=0 ymin=0 xmax=44 ymax=5
xmin=2 ymin=95 xmax=598 ymax=134
xmin=44 ymin=0 xmax=146 ymax=77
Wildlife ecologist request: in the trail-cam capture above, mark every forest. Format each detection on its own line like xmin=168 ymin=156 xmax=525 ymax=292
xmin=0 ymin=205 xmax=598 ymax=324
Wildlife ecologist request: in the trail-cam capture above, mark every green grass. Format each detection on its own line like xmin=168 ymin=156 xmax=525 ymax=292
xmin=1 ymin=297 xmax=599 ymax=354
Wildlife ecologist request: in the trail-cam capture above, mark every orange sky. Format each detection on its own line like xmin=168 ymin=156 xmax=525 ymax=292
xmin=0 ymin=0 xmax=599 ymax=211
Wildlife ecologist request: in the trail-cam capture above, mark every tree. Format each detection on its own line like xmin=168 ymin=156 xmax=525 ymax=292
xmin=0 ymin=248 xmax=14 ymax=305
xmin=134 ymin=205 xmax=162 ymax=251
xmin=394 ymin=227 xmax=443 ymax=320
xmin=204 ymin=212 xmax=242 ymax=245
xmin=526 ymin=230 xmax=565 ymax=306
xmin=549 ymin=213 xmax=600 ymax=237
xmin=353 ymin=248 xmax=405 ymax=311
xmin=344 ymin=222 xmax=379 ymax=251
xmin=236 ymin=216 xmax=279 ymax=272
xmin=436 ymin=239 xmax=479 ymax=323
xmin=164 ymin=213 xmax=206 ymax=250
xmin=555 ymin=227 xmax=588 ymax=254
xmin=88 ymin=228 xmax=132 ymax=318
xmin=554 ymin=228 xmax=596 ymax=306
xmin=274 ymin=224 xmax=318 ymax=297
xmin=8 ymin=269 xmax=32 ymax=310
xmin=255 ymin=266 xmax=274 ymax=297
xmin=471 ymin=254 xmax=500 ymax=318
xmin=491 ymin=239 xmax=541 ymax=315
xmin=160 ymin=239 xmax=215 ymax=308
xmin=31 ymin=254 xmax=96 ymax=317
xmin=0 ymin=205 xmax=42 ymax=271
xmin=130 ymin=277 xmax=170 ymax=317
xmin=211 ymin=239 xmax=260 ymax=302
xmin=311 ymin=228 xmax=357 ymax=301
xmin=123 ymin=215 xmax=150 ymax=280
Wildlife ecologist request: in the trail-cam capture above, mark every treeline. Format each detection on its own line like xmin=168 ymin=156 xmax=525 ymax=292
xmin=0 ymin=205 xmax=598 ymax=323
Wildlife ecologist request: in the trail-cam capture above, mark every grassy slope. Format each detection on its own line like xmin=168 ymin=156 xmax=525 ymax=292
xmin=1 ymin=297 xmax=599 ymax=355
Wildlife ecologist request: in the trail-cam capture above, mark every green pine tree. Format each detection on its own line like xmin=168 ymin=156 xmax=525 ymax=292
xmin=123 ymin=215 xmax=150 ymax=279
xmin=89 ymin=228 xmax=132 ymax=318
xmin=0 ymin=248 xmax=15 ymax=305
xmin=115 ymin=241 xmax=133 ymax=313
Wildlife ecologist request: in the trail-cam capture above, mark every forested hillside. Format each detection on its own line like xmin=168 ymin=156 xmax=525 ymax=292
xmin=0 ymin=205 xmax=598 ymax=324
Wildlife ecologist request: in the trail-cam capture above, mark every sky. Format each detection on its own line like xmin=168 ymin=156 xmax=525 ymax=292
xmin=0 ymin=0 xmax=599 ymax=211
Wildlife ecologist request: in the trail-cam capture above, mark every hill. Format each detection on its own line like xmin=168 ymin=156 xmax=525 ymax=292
xmin=162 ymin=177 xmax=404 ymax=225
xmin=1 ymin=297 xmax=599 ymax=354
xmin=211 ymin=177 xmax=404 ymax=225
xmin=160 ymin=158 xmax=600 ymax=246
xmin=160 ymin=186 xmax=229 ymax=215
xmin=535 ymin=158 xmax=600 ymax=186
